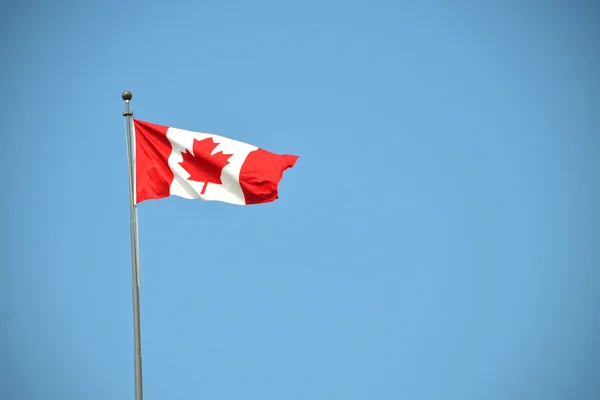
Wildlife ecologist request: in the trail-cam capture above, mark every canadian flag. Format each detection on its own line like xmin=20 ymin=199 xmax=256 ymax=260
xmin=133 ymin=119 xmax=298 ymax=205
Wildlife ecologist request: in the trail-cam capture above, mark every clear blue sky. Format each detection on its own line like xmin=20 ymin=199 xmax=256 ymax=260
xmin=1 ymin=1 xmax=599 ymax=399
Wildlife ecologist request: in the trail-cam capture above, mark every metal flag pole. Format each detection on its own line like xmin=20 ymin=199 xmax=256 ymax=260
xmin=122 ymin=91 xmax=144 ymax=400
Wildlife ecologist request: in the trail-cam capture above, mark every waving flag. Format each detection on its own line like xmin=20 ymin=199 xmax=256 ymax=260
xmin=133 ymin=119 xmax=298 ymax=205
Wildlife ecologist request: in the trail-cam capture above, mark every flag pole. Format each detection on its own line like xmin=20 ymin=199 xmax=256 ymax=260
xmin=122 ymin=91 xmax=144 ymax=400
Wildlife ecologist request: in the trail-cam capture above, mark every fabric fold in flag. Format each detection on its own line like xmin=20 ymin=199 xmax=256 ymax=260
xmin=133 ymin=119 xmax=298 ymax=205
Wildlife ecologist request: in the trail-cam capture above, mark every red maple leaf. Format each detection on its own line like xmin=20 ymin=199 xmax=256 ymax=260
xmin=178 ymin=138 xmax=232 ymax=194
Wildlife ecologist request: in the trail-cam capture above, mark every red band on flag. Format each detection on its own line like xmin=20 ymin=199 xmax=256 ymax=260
xmin=240 ymin=149 xmax=299 ymax=205
xmin=134 ymin=119 xmax=174 ymax=203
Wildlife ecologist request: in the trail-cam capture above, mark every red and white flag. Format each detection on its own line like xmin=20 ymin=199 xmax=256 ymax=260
xmin=133 ymin=119 xmax=298 ymax=205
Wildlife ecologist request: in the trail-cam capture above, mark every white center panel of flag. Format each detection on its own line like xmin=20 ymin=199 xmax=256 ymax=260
xmin=166 ymin=127 xmax=257 ymax=205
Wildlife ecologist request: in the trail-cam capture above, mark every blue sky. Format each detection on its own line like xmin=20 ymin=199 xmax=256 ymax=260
xmin=1 ymin=1 xmax=599 ymax=399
